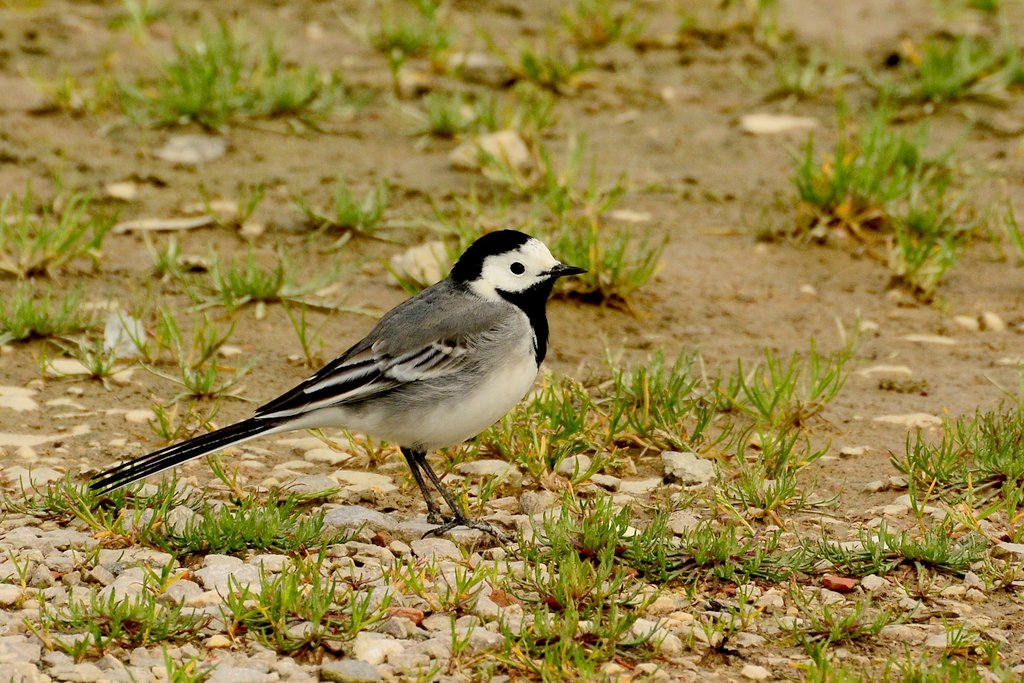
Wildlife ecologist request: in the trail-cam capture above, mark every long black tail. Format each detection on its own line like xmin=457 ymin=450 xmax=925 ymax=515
xmin=89 ymin=417 xmax=278 ymax=494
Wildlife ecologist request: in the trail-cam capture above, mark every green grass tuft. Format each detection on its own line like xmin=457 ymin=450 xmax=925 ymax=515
xmin=119 ymin=22 xmax=346 ymax=129
xmin=0 ymin=189 xmax=113 ymax=278
xmin=0 ymin=285 xmax=95 ymax=344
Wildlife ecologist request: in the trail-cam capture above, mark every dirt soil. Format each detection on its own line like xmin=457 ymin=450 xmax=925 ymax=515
xmin=1 ymin=0 xmax=1024 ymax=681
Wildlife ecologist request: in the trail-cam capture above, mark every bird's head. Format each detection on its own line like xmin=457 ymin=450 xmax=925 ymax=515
xmin=450 ymin=230 xmax=586 ymax=302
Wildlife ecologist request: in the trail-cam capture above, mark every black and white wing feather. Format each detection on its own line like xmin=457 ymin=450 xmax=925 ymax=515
xmin=256 ymin=280 xmax=508 ymax=418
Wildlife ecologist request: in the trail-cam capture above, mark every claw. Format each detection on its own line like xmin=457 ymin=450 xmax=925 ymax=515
xmin=423 ymin=516 xmax=511 ymax=544
xmin=426 ymin=511 xmax=450 ymax=525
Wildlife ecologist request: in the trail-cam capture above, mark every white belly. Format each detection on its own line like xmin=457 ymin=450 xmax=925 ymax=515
xmin=387 ymin=351 xmax=539 ymax=448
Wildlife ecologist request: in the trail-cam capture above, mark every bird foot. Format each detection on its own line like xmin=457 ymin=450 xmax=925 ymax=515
xmin=426 ymin=510 xmax=449 ymax=525
xmin=423 ymin=516 xmax=512 ymax=544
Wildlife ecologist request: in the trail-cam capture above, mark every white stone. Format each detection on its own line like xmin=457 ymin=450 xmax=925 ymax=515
xmin=447 ymin=51 xmax=513 ymax=87
xmin=740 ymin=664 xmax=771 ymax=680
xmin=900 ymin=334 xmax=957 ymax=346
xmin=105 ymin=181 xmax=138 ymax=201
xmin=953 ymin=315 xmax=980 ymax=331
xmin=994 ymin=541 xmax=1024 ymax=558
xmin=618 ymin=477 xmax=662 ymax=495
xmin=0 ymin=584 xmax=22 ymax=606
xmin=740 ymin=113 xmax=818 ymax=135
xmin=1 ymin=466 xmax=64 ymax=487
xmin=124 ymin=409 xmax=156 ymax=424
xmin=872 ymin=413 xmax=942 ymax=428
xmin=324 ymin=506 xmax=397 ymax=534
xmin=351 ymin=632 xmax=405 ymax=666
xmin=194 ymin=555 xmax=261 ymax=594
xmin=0 ymin=386 xmax=38 ymax=413
xmin=981 ymin=311 xmax=1006 ymax=332
xmin=662 ymin=451 xmax=715 ymax=484
xmin=282 ymin=474 xmax=338 ymax=495
xmin=410 ymin=538 xmax=461 ymax=562
xmin=98 ymin=568 xmax=147 ymax=601
xmin=590 ymin=474 xmax=620 ymax=490
xmin=153 ymin=134 xmax=227 ymax=164
xmin=320 ymin=659 xmax=382 ymax=683
xmin=303 ymin=448 xmax=352 ymax=465
xmin=388 ymin=241 xmax=449 ymax=288
xmin=861 ymin=575 xmax=890 ymax=592
xmin=555 ymin=453 xmax=592 ymax=478
xmin=856 ymin=364 xmax=913 ymax=377
xmin=450 ymin=130 xmax=532 ymax=176
xmin=520 ymin=490 xmax=559 ymax=515
xmin=43 ymin=358 xmax=92 ymax=377
xmin=333 ymin=470 xmax=397 ymax=493
xmin=607 ymin=209 xmax=652 ymax=223
xmin=457 ymin=459 xmax=522 ymax=486
xmin=667 ymin=510 xmax=701 ymax=535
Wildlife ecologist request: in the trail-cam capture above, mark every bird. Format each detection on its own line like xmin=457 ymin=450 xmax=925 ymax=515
xmin=90 ymin=229 xmax=586 ymax=540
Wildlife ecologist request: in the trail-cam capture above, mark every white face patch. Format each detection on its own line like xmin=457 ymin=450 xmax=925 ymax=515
xmin=469 ymin=238 xmax=561 ymax=301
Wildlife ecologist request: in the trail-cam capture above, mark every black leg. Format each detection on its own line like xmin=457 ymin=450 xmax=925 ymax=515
xmin=411 ymin=450 xmax=511 ymax=543
xmin=401 ymin=447 xmax=448 ymax=525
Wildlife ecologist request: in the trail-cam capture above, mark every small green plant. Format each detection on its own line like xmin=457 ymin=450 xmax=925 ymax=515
xmin=31 ymin=67 xmax=116 ymax=115
xmin=35 ymin=575 xmax=209 ymax=656
xmin=888 ymin=652 xmax=1009 ymax=683
xmin=625 ymin=514 xmax=806 ymax=583
xmin=148 ymin=400 xmax=221 ymax=445
xmin=0 ymin=285 xmax=95 ymax=344
xmin=793 ymin=108 xmax=933 ymax=238
xmin=719 ymin=428 xmax=831 ymax=520
xmin=1002 ymin=202 xmax=1024 ymax=265
xmin=207 ymin=250 xmax=285 ymax=308
xmin=145 ymin=235 xmax=186 ymax=280
xmin=799 ymin=521 xmax=988 ymax=577
xmin=119 ymin=21 xmax=345 ymax=129
xmin=562 ymin=0 xmax=640 ymax=49
xmin=296 ymin=177 xmax=390 ymax=239
xmin=602 ymin=349 xmax=719 ymax=450
xmin=886 ymin=183 xmax=971 ymax=299
xmin=110 ymin=0 xmax=168 ymax=33
xmin=145 ymin=493 xmax=350 ymax=555
xmin=54 ymin=336 xmax=126 ymax=387
xmin=792 ymin=106 xmax=968 ymax=298
xmin=0 ymin=189 xmax=113 ymax=278
xmin=723 ymin=340 xmax=852 ymax=430
xmin=161 ymin=648 xmax=215 ymax=683
xmin=204 ymin=248 xmax=337 ymax=310
xmin=498 ymin=496 xmax=657 ymax=679
xmin=878 ymin=34 xmax=1023 ymax=103
xmin=11 ymin=474 xmax=205 ymax=550
xmin=788 ymin=592 xmax=898 ymax=646
xmin=283 ymin=302 xmax=327 ymax=368
xmin=445 ymin=82 xmax=556 ymax=139
xmin=892 ymin=407 xmax=1024 ymax=538
xmin=486 ymin=35 xmax=591 ymax=95
xmin=548 ymin=219 xmax=666 ymax=307
xmin=411 ymin=91 xmax=484 ymax=138
xmin=678 ymin=0 xmax=782 ymax=46
xmin=771 ymin=49 xmax=844 ymax=99
xmin=145 ymin=310 xmax=252 ymax=400
xmin=369 ymin=0 xmax=452 ymax=87
xmin=223 ymin=552 xmax=389 ymax=654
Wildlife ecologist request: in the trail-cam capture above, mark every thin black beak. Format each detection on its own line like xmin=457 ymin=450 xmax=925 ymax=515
xmin=549 ymin=263 xmax=587 ymax=278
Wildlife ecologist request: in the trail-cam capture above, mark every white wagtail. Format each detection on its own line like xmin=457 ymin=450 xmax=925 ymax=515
xmin=90 ymin=230 xmax=585 ymax=538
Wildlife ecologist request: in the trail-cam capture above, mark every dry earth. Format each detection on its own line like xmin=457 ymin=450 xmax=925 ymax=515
xmin=1 ymin=0 xmax=1024 ymax=682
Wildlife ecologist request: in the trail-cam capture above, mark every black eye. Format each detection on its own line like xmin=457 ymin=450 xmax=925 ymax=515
xmin=509 ymin=262 xmax=525 ymax=275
